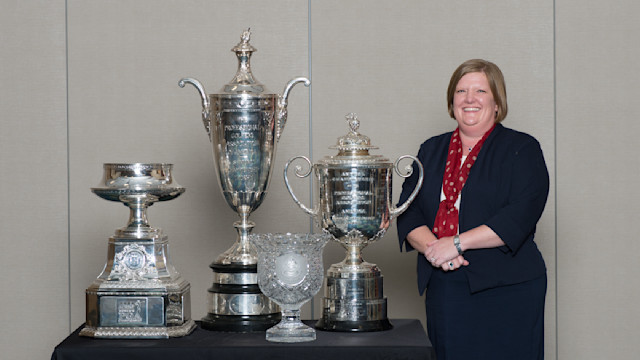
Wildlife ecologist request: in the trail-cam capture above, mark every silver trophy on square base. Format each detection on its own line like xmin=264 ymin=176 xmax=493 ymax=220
xmin=250 ymin=233 xmax=329 ymax=342
xmin=179 ymin=29 xmax=310 ymax=332
xmin=284 ymin=114 xmax=424 ymax=332
xmin=80 ymin=163 xmax=196 ymax=339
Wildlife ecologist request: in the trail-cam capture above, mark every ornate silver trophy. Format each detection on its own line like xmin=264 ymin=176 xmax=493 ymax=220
xmin=179 ymin=29 xmax=310 ymax=332
xmin=81 ymin=163 xmax=195 ymax=338
xmin=284 ymin=114 xmax=424 ymax=332
xmin=250 ymin=233 xmax=329 ymax=342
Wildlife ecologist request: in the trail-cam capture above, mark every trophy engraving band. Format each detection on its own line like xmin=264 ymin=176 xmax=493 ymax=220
xmin=325 ymin=298 xmax=388 ymax=320
xmin=326 ymin=276 xmax=384 ymax=299
xmin=208 ymin=292 xmax=278 ymax=316
xmin=214 ymin=272 xmax=258 ymax=285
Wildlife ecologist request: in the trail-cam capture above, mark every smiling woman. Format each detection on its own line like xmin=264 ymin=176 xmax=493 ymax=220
xmin=397 ymin=59 xmax=549 ymax=359
xmin=452 ymin=72 xmax=498 ymax=149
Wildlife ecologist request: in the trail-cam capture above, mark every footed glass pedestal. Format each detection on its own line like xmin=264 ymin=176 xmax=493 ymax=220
xmin=266 ymin=309 xmax=315 ymax=342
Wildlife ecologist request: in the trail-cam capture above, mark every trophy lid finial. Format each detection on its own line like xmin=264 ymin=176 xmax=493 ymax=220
xmin=224 ymin=28 xmax=266 ymax=94
xmin=346 ymin=113 xmax=360 ymax=134
xmin=241 ymin=28 xmax=251 ymax=43
xmin=330 ymin=113 xmax=378 ymax=154
xmin=232 ymin=28 xmax=257 ymax=53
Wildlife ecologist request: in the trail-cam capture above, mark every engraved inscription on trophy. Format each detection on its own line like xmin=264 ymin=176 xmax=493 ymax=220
xmin=229 ymin=295 xmax=264 ymax=315
xmin=327 ymin=167 xmax=390 ymax=241
xmin=118 ymin=299 xmax=146 ymax=324
xmin=330 ymin=169 xmax=378 ymax=234
xmin=225 ymin=122 xmax=261 ymax=190
xmin=275 ymin=254 xmax=308 ymax=286
xmin=100 ymin=296 xmax=164 ymax=327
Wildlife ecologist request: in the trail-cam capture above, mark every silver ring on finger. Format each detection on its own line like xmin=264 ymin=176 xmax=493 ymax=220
xmin=448 ymin=261 xmax=454 ymax=270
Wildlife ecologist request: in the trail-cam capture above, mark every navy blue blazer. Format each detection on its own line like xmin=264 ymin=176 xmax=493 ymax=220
xmin=397 ymin=124 xmax=549 ymax=295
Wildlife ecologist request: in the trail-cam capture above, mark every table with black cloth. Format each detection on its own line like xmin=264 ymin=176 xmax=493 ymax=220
xmin=52 ymin=319 xmax=434 ymax=360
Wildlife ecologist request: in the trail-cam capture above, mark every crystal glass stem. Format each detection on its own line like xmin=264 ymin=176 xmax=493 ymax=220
xmin=266 ymin=308 xmax=315 ymax=343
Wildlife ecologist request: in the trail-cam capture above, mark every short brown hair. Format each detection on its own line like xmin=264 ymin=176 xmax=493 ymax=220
xmin=446 ymin=59 xmax=508 ymax=123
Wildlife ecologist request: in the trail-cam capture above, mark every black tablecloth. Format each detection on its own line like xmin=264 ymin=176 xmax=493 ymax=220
xmin=52 ymin=319 xmax=435 ymax=360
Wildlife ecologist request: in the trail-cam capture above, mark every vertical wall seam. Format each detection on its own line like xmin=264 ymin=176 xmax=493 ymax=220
xmin=553 ymin=0 xmax=559 ymax=359
xmin=65 ymin=0 xmax=72 ymax=334
xmin=308 ymin=0 xmax=314 ymax=319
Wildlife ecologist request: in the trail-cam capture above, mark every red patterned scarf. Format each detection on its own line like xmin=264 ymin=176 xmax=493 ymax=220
xmin=432 ymin=125 xmax=495 ymax=238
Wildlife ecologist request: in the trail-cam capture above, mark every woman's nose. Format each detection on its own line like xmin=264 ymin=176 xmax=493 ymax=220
xmin=464 ymin=91 xmax=474 ymax=102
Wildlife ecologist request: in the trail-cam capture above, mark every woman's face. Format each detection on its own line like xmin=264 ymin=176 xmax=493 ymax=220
xmin=452 ymin=72 xmax=498 ymax=135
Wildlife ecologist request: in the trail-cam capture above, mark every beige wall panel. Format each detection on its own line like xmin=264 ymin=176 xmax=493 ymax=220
xmin=67 ymin=0 xmax=311 ymax=328
xmin=556 ymin=1 xmax=640 ymax=358
xmin=311 ymin=0 xmax=556 ymax=357
xmin=0 ymin=1 xmax=69 ymax=359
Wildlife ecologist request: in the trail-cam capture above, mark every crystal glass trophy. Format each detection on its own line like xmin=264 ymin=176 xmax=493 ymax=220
xmin=284 ymin=114 xmax=424 ymax=332
xmin=250 ymin=233 xmax=329 ymax=342
xmin=179 ymin=29 xmax=310 ymax=332
xmin=80 ymin=163 xmax=195 ymax=338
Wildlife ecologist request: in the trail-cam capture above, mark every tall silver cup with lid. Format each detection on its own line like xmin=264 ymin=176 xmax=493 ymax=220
xmin=284 ymin=113 xmax=423 ymax=332
xmin=179 ymin=29 xmax=310 ymax=332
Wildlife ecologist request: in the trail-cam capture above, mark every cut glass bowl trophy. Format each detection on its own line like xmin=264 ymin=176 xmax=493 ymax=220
xmin=250 ymin=233 xmax=330 ymax=342
xmin=80 ymin=163 xmax=195 ymax=338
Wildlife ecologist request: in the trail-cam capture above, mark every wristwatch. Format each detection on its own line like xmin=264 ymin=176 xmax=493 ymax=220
xmin=453 ymin=235 xmax=464 ymax=255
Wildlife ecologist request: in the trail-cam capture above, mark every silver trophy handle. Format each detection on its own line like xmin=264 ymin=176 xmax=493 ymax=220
xmin=389 ymin=155 xmax=424 ymax=219
xmin=179 ymin=77 xmax=212 ymax=138
xmin=284 ymin=155 xmax=318 ymax=217
xmin=276 ymin=77 xmax=311 ymax=141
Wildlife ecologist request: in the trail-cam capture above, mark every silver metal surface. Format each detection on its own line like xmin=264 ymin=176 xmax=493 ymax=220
xmin=213 ymin=272 xmax=258 ymax=285
xmin=81 ymin=163 xmax=195 ymax=338
xmin=179 ymin=29 xmax=309 ymax=329
xmin=284 ymin=114 xmax=424 ymax=331
xmin=208 ymin=292 xmax=279 ymax=316
xmin=323 ymin=298 xmax=388 ymax=322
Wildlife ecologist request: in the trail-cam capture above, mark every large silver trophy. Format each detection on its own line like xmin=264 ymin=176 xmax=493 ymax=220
xmin=250 ymin=233 xmax=330 ymax=342
xmin=284 ymin=114 xmax=424 ymax=332
xmin=81 ymin=163 xmax=195 ymax=338
xmin=179 ymin=29 xmax=310 ymax=332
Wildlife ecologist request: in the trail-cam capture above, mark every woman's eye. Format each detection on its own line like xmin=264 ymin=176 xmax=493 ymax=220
xmin=456 ymin=89 xmax=465 ymax=93
xmin=477 ymin=89 xmax=486 ymax=93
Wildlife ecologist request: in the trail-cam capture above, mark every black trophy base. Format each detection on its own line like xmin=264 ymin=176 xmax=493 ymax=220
xmin=315 ymin=317 xmax=393 ymax=332
xmin=202 ymin=261 xmax=281 ymax=333
xmin=201 ymin=313 xmax=281 ymax=332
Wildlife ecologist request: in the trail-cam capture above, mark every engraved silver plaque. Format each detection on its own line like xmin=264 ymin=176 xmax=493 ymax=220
xmin=179 ymin=29 xmax=310 ymax=332
xmin=80 ymin=163 xmax=195 ymax=338
xmin=285 ymin=114 xmax=424 ymax=332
